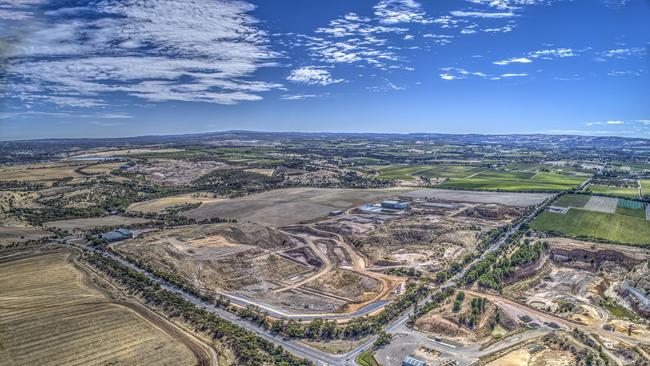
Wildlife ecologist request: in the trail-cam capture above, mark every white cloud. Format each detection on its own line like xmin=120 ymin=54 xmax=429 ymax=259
xmin=280 ymin=94 xmax=325 ymax=100
xmin=608 ymin=70 xmax=644 ymax=77
xmin=440 ymin=67 xmax=530 ymax=81
xmin=374 ymin=0 xmax=431 ymax=24
xmin=586 ymin=120 xmax=625 ymax=126
xmin=287 ymin=66 xmax=343 ymax=86
xmin=305 ymin=12 xmax=408 ymax=68
xmin=528 ymin=48 xmax=577 ymax=59
xmin=466 ymin=0 xmax=557 ymax=10
xmin=601 ymin=47 xmax=645 ymax=59
xmin=450 ymin=10 xmax=516 ymax=18
xmin=5 ymin=0 xmax=281 ymax=107
xmin=493 ymin=57 xmax=533 ymax=65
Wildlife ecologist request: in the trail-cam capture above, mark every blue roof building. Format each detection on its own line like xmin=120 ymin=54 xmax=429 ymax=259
xmin=403 ymin=356 xmax=426 ymax=366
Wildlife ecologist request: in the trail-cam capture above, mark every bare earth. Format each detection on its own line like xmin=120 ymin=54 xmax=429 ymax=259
xmin=182 ymin=187 xmax=414 ymax=226
xmin=402 ymin=189 xmax=551 ymax=207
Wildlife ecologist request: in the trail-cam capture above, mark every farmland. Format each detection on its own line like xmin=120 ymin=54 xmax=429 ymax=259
xmin=128 ymin=192 xmax=220 ymax=213
xmin=417 ymin=165 xmax=484 ymax=179
xmin=587 ymin=184 xmax=640 ymax=199
xmin=438 ymin=171 xmax=585 ymax=192
xmin=403 ymin=188 xmax=551 ymax=207
xmin=552 ymin=194 xmax=590 ymax=208
xmin=0 ymin=162 xmax=87 ymax=183
xmin=0 ymin=251 xmax=207 ymax=366
xmin=530 ymin=208 xmax=650 ymax=245
xmin=373 ymin=165 xmax=431 ymax=180
xmin=44 ymin=215 xmax=151 ymax=230
xmin=641 ymin=179 xmax=650 ymax=197
xmin=0 ymin=225 xmax=50 ymax=246
xmin=370 ymin=164 xmax=484 ymax=180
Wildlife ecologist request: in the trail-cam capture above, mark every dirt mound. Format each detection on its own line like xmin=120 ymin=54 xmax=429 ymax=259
xmin=304 ymin=269 xmax=381 ymax=303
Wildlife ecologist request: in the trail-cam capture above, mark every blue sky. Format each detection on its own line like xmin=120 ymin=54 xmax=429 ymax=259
xmin=0 ymin=0 xmax=648 ymax=140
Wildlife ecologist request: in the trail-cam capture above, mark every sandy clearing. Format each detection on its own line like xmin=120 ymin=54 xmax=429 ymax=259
xmin=402 ymin=188 xmax=551 ymax=207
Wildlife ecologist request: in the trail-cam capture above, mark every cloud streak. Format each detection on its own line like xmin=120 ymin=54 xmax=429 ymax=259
xmin=5 ymin=0 xmax=281 ymax=108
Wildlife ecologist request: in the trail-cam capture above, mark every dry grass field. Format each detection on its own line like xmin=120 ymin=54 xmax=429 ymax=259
xmin=128 ymin=192 xmax=220 ymax=213
xmin=44 ymin=215 xmax=151 ymax=230
xmin=0 ymin=251 xmax=203 ymax=366
xmin=0 ymin=162 xmax=87 ymax=183
xmin=182 ymin=187 xmax=413 ymax=226
xmin=402 ymin=189 xmax=551 ymax=207
xmin=71 ymin=147 xmax=184 ymax=158
xmin=77 ymin=162 xmax=124 ymax=175
xmin=0 ymin=226 xmax=50 ymax=246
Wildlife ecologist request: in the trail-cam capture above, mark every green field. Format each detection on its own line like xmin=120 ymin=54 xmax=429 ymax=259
xmin=417 ymin=165 xmax=484 ymax=179
xmin=587 ymin=184 xmax=640 ymax=199
xmin=641 ymin=180 xmax=650 ymax=197
xmin=615 ymin=199 xmax=646 ymax=219
xmin=530 ymin=208 xmax=650 ymax=246
xmin=552 ymin=194 xmax=590 ymax=208
xmin=615 ymin=206 xmax=646 ymax=219
xmin=438 ymin=171 xmax=585 ymax=192
xmin=356 ymin=350 xmax=380 ymax=366
xmin=373 ymin=165 xmax=431 ymax=180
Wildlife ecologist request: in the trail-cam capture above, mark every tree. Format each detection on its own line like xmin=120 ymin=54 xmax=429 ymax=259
xmin=373 ymin=331 xmax=393 ymax=348
xmin=452 ymin=300 xmax=462 ymax=313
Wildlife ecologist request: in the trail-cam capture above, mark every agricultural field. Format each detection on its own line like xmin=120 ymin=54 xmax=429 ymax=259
xmin=44 ymin=215 xmax=151 ymax=230
xmin=76 ymin=162 xmax=124 ymax=175
xmin=0 ymin=162 xmax=87 ymax=183
xmin=0 ymin=251 xmax=208 ymax=366
xmin=587 ymin=184 xmax=640 ymax=199
xmin=438 ymin=171 xmax=585 ymax=192
xmin=641 ymin=179 xmax=650 ymax=197
xmin=530 ymin=208 xmax=650 ymax=245
xmin=615 ymin=199 xmax=646 ymax=219
xmin=552 ymin=194 xmax=590 ymax=208
xmin=402 ymin=188 xmax=551 ymax=207
xmin=128 ymin=191 xmax=220 ymax=213
xmin=371 ymin=165 xmax=432 ymax=180
xmin=582 ymin=196 xmax=618 ymax=213
xmin=0 ymin=225 xmax=50 ymax=246
xmin=369 ymin=164 xmax=486 ymax=180
xmin=417 ymin=165 xmax=484 ymax=179
xmin=182 ymin=187 xmax=412 ymax=227
xmin=71 ymin=147 xmax=185 ymax=158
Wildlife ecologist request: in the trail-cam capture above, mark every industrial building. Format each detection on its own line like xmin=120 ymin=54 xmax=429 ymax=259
xmin=359 ymin=204 xmax=383 ymax=213
xmin=99 ymin=229 xmax=133 ymax=242
xmin=402 ymin=355 xmax=426 ymax=366
xmin=381 ymin=200 xmax=410 ymax=210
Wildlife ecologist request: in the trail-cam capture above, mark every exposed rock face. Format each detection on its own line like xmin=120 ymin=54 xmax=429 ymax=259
xmin=550 ymin=247 xmax=645 ymax=269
